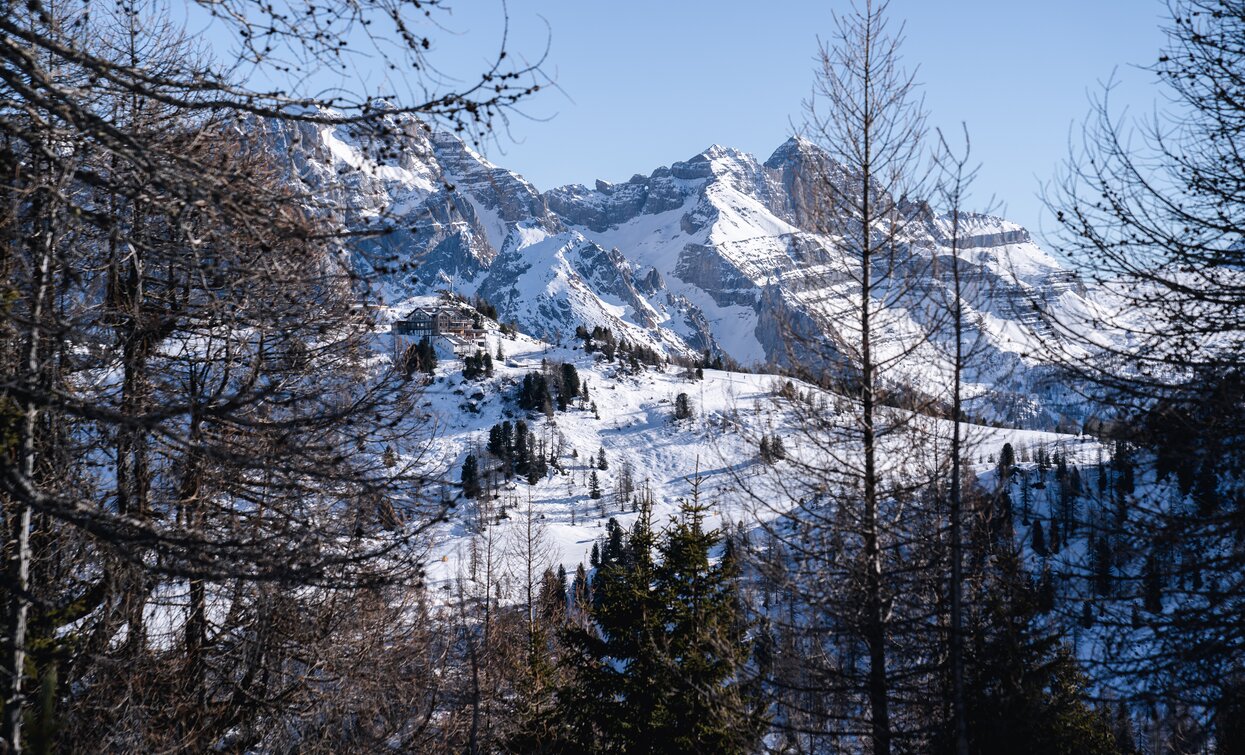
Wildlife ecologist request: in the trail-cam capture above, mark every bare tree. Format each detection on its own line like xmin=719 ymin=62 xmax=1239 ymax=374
xmin=931 ymin=124 xmax=999 ymax=755
xmin=1038 ymin=0 xmax=1245 ymax=741
xmin=738 ymin=1 xmax=951 ymax=751
xmin=0 ymin=0 xmax=547 ymax=748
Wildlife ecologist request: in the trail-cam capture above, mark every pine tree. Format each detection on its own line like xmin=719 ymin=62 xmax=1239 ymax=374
xmin=589 ymin=469 xmax=602 ymax=500
xmin=519 ymin=372 xmax=553 ymax=414
xmin=1036 ymin=567 xmax=1057 ymax=614
xmin=999 ymin=442 xmax=1016 ymax=478
xmin=461 ymin=454 xmax=481 ymax=499
xmin=561 ymin=362 xmax=581 ymax=400
xmin=527 ymin=435 xmax=547 ymax=485
xmin=1032 ymin=519 xmax=1048 ymax=558
xmin=649 ymin=488 xmax=766 ymax=752
xmin=1143 ymin=551 xmax=1163 ymax=614
xmin=550 ymin=508 xmax=661 ymax=751
xmin=597 ymin=447 xmax=608 ymax=471
xmin=514 ymin=424 xmax=530 ymax=478
xmin=759 ymin=435 xmax=773 ymax=464
xmin=549 ymin=494 xmax=764 ymax=753
xmin=571 ymin=563 xmax=590 ymax=612
xmin=1093 ymin=536 xmax=1113 ymax=597
xmin=674 ymin=392 xmax=692 ymax=421
xmin=403 ymin=336 xmax=438 ymax=376
xmin=957 ymin=550 xmax=1118 ymax=754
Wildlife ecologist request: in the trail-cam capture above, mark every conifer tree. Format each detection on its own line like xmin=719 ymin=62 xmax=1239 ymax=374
xmin=999 ymin=442 xmax=1016 ymax=478
xmin=957 ymin=549 xmax=1118 ymax=754
xmin=770 ymin=435 xmax=787 ymax=461
xmin=514 ymin=421 xmax=530 ymax=478
xmin=462 ymin=454 xmax=481 ymax=499
xmin=649 ymin=483 xmax=766 ymax=752
xmin=1032 ymin=519 xmax=1049 ymax=558
xmin=549 ymin=493 xmax=764 ymax=753
xmin=561 ymin=363 xmax=581 ymax=401
xmin=571 ymin=563 xmax=590 ymax=613
xmin=1092 ymin=536 xmax=1113 ymax=597
xmin=1142 ymin=551 xmax=1163 ymax=615
xmin=674 ymin=392 xmax=692 ymax=421
xmin=525 ymin=446 xmax=545 ymax=488
xmin=550 ymin=508 xmax=661 ymax=751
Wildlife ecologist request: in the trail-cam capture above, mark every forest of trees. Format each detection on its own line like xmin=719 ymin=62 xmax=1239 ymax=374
xmin=2 ymin=0 xmax=1244 ymax=751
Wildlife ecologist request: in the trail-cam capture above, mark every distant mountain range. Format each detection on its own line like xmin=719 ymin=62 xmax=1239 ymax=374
xmin=264 ymin=109 xmax=1105 ymax=429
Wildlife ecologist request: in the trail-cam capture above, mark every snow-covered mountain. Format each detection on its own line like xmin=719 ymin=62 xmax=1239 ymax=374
xmin=268 ymin=110 xmax=1105 ymax=428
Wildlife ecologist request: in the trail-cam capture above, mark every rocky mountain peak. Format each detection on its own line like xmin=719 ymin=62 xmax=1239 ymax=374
xmin=272 ymin=118 xmax=1100 ymax=428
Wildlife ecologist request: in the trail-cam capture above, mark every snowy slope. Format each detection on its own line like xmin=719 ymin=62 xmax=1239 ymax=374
xmin=391 ymin=317 xmax=1085 ymax=590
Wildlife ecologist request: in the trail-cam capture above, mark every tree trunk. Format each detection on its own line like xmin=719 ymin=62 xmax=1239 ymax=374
xmin=3 ymin=208 xmax=53 ymax=752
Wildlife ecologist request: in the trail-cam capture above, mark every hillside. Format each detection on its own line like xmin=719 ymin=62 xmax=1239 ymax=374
xmin=389 ymin=307 xmax=1095 ymax=586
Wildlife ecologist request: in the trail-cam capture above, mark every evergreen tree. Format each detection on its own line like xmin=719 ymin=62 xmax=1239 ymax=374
xmin=1093 ymin=536 xmax=1114 ymax=597
xmin=550 ymin=507 xmax=661 ymax=751
xmin=649 ymin=494 xmax=767 ymax=752
xmin=527 ymin=435 xmax=547 ymax=485
xmin=548 ymin=495 xmax=764 ymax=753
xmin=561 ymin=362 xmax=581 ymax=400
xmin=571 ymin=563 xmax=590 ymax=612
xmin=403 ymin=336 xmax=438 ymax=376
xmin=956 ymin=549 xmax=1119 ymax=754
xmin=1036 ymin=567 xmax=1057 ymax=614
xmin=1143 ymin=551 xmax=1163 ymax=614
xmin=519 ymin=372 xmax=553 ymax=414
xmin=1032 ymin=519 xmax=1048 ymax=558
xmin=990 ymin=488 xmax=1016 ymax=545
xmin=999 ymin=442 xmax=1016 ymax=478
xmin=461 ymin=454 xmax=481 ymax=499
xmin=769 ymin=435 xmax=786 ymax=461
xmin=556 ymin=565 xmax=569 ymax=604
xmin=597 ymin=446 xmax=608 ymax=471
xmin=464 ymin=349 xmax=496 ymax=380
xmin=674 ymin=392 xmax=693 ymax=421
xmin=589 ymin=469 xmax=602 ymax=500
xmin=514 ymin=423 xmax=530 ymax=478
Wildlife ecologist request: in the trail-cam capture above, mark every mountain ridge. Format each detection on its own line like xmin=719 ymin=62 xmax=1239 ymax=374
xmin=269 ymin=111 xmax=1102 ymax=429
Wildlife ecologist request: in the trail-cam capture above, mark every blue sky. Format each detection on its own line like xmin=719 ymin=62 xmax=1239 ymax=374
xmin=241 ymin=1 xmax=1169 ymax=237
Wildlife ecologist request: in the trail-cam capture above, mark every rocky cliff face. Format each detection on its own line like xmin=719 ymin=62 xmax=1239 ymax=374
xmin=275 ymin=111 xmax=1101 ymax=427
